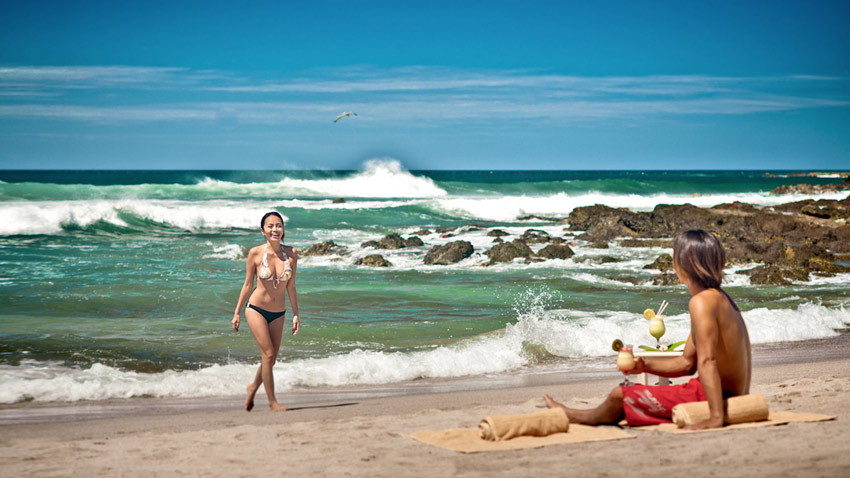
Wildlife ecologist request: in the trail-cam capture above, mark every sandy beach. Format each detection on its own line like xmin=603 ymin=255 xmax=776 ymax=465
xmin=2 ymin=337 xmax=848 ymax=478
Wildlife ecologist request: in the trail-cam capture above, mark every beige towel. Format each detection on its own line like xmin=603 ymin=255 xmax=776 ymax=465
xmin=672 ymin=394 xmax=769 ymax=428
xmin=478 ymin=408 xmax=569 ymax=441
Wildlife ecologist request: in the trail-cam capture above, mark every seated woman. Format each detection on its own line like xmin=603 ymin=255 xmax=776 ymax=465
xmin=543 ymin=230 xmax=751 ymax=430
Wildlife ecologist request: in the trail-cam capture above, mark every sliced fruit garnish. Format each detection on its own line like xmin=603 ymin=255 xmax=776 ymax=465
xmin=612 ymin=338 xmax=624 ymax=352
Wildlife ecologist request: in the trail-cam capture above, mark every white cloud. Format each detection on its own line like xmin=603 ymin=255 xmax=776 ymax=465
xmin=0 ymin=65 xmax=847 ymax=124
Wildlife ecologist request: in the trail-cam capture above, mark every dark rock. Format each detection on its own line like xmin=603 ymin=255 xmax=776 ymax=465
xmin=332 ymin=198 xmax=346 ymax=204
xmin=435 ymin=227 xmax=456 ymax=234
xmin=742 ymin=265 xmax=809 ymax=286
xmin=770 ymin=178 xmax=850 ymax=195
xmin=520 ymin=229 xmax=551 ymax=244
xmin=518 ymin=215 xmax=568 ymax=223
xmin=823 ymin=225 xmax=850 ymax=253
xmin=376 ymin=233 xmax=405 ymax=249
xmin=492 ymin=237 xmax=504 ymax=244
xmin=404 ymin=236 xmax=424 ymax=247
xmin=651 ymin=273 xmax=680 ymax=286
xmin=360 ymin=240 xmax=378 ymax=248
xmin=355 ymin=254 xmax=392 ymax=267
xmin=413 ymin=228 xmax=432 ymax=236
xmin=575 ymin=255 xmax=620 ymax=264
xmin=536 ymin=243 xmax=575 ymax=259
xmin=711 ymin=202 xmax=761 ymax=214
xmin=300 ymin=240 xmax=348 ymax=256
xmin=569 ymin=205 xmax=649 ymax=243
xmin=620 ymin=239 xmax=673 ymax=248
xmin=423 ymin=241 xmax=474 ymax=265
xmin=644 ymin=253 xmax=673 ymax=272
xmin=487 ymin=229 xmax=510 ymax=237
xmin=484 ymin=240 xmax=533 ymax=264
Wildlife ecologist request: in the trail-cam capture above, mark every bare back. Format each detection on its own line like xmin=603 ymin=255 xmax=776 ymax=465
xmin=688 ymin=288 xmax=752 ymax=396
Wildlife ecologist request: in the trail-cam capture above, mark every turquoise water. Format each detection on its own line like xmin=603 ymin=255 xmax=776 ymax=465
xmin=1 ymin=160 xmax=848 ymax=402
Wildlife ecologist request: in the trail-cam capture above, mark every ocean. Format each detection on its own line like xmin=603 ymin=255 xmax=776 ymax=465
xmin=1 ymin=160 xmax=849 ymax=403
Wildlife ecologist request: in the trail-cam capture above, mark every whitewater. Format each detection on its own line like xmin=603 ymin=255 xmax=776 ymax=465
xmin=1 ymin=160 xmax=848 ymax=403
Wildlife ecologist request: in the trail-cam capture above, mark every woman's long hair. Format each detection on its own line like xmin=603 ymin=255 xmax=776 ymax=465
xmin=672 ymin=230 xmax=726 ymax=289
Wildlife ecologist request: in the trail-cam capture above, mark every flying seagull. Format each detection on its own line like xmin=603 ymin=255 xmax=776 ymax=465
xmin=334 ymin=111 xmax=357 ymax=123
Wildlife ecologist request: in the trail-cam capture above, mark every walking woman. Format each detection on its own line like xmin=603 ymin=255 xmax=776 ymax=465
xmin=232 ymin=211 xmax=300 ymax=411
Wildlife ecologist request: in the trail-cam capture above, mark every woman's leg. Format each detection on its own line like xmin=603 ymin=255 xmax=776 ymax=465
xmin=543 ymin=386 xmax=625 ymax=425
xmin=245 ymin=308 xmax=287 ymax=411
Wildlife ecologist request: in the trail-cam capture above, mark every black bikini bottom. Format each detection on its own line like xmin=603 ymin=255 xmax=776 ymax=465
xmin=248 ymin=304 xmax=286 ymax=323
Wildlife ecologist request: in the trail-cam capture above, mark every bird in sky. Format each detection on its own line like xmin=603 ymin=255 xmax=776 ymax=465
xmin=334 ymin=111 xmax=358 ymax=123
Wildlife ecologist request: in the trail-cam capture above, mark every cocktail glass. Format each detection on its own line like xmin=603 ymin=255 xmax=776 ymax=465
xmin=649 ymin=317 xmax=666 ymax=349
xmin=617 ymin=346 xmax=636 ymax=386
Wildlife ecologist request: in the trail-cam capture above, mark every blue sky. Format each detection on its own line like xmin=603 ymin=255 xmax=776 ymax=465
xmin=1 ymin=0 xmax=848 ymax=170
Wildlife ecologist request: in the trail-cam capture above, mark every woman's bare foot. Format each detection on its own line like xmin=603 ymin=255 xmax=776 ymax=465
xmin=269 ymin=402 xmax=288 ymax=412
xmin=543 ymin=393 xmax=562 ymax=410
xmin=245 ymin=383 xmax=259 ymax=412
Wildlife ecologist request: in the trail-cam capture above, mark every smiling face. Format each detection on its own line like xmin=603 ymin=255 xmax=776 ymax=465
xmin=261 ymin=214 xmax=284 ymax=243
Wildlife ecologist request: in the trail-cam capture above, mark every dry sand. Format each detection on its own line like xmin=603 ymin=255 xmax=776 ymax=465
xmin=1 ymin=347 xmax=848 ymax=477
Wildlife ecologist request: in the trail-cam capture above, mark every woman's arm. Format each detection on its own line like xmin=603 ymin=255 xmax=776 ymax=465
xmin=287 ymin=248 xmax=300 ymax=335
xmin=232 ymin=248 xmax=257 ymax=332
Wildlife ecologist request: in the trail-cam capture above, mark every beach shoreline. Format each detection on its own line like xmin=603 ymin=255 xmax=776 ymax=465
xmin=1 ymin=333 xmax=847 ymax=426
xmin=2 ymin=338 xmax=848 ymax=477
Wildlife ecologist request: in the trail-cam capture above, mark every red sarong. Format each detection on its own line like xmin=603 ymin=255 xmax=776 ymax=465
xmin=621 ymin=377 xmax=706 ymax=426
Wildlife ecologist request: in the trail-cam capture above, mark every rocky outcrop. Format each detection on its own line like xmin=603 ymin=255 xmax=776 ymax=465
xmin=487 ymin=229 xmax=509 ymax=237
xmin=362 ymin=233 xmax=423 ymax=250
xmin=567 ymin=195 xmax=850 ymax=285
xmin=651 ymin=273 xmax=680 ymax=286
xmin=644 ymin=253 xmax=673 ymax=272
xmin=484 ymin=240 xmax=533 ymax=264
xmin=423 ymin=241 xmax=474 ymax=265
xmin=770 ymin=177 xmax=850 ymax=195
xmin=301 ymin=240 xmax=348 ymax=256
xmin=355 ymin=254 xmax=392 ymax=267
xmin=404 ymin=236 xmax=424 ymax=247
xmin=742 ymin=265 xmax=809 ymax=286
xmin=620 ymin=239 xmax=673 ymax=248
xmin=536 ymin=243 xmax=575 ymax=260
xmin=575 ymin=255 xmax=620 ymax=264
xmin=520 ymin=229 xmax=551 ymax=244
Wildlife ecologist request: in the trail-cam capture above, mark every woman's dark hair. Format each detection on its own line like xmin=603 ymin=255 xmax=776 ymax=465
xmin=673 ymin=230 xmax=726 ymax=289
xmin=260 ymin=211 xmax=284 ymax=229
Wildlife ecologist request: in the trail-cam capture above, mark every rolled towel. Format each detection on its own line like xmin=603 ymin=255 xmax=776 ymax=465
xmin=672 ymin=394 xmax=769 ymax=428
xmin=478 ymin=408 xmax=569 ymax=441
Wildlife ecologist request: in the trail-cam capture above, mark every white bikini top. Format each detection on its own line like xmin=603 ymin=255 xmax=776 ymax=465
xmin=257 ymin=244 xmax=292 ymax=288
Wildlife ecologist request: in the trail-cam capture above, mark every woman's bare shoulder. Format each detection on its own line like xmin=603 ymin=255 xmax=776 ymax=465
xmin=246 ymin=245 xmax=264 ymax=258
xmin=689 ymin=288 xmax=725 ymax=311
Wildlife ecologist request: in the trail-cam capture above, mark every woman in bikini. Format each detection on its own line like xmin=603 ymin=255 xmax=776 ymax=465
xmin=231 ymin=211 xmax=300 ymax=411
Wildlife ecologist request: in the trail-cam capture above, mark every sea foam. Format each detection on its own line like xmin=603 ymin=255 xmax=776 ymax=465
xmin=3 ymin=302 xmax=845 ymax=403
xmin=0 ymin=199 xmax=282 ymax=235
xmin=277 ymin=159 xmax=447 ymax=198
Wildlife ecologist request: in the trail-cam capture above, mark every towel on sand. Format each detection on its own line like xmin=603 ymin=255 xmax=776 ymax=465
xmin=412 ymin=424 xmax=634 ymax=453
xmin=672 ymin=393 xmax=770 ymax=427
xmin=637 ymin=410 xmax=836 ymax=434
xmin=478 ymin=408 xmax=569 ymax=441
